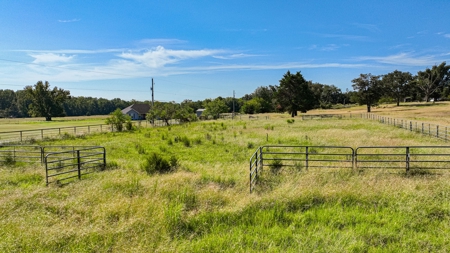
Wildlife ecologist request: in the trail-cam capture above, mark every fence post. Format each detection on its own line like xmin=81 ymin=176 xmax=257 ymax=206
xmin=260 ymin=146 xmax=263 ymax=172
xmin=20 ymin=131 xmax=22 ymax=142
xmin=429 ymin=124 xmax=431 ymax=136
xmin=410 ymin=121 xmax=412 ymax=131
xmin=437 ymin=125 xmax=439 ymax=138
xmin=74 ymin=127 xmax=76 ymax=136
xmin=305 ymin=146 xmax=309 ymax=170
xmin=45 ymin=155 xmax=49 ymax=186
xmin=446 ymin=127 xmax=448 ymax=142
xmin=41 ymin=129 xmax=44 ymax=140
xmin=422 ymin=123 xmax=424 ymax=134
xmin=77 ymin=150 xmax=81 ymax=180
xmin=405 ymin=147 xmax=410 ymax=173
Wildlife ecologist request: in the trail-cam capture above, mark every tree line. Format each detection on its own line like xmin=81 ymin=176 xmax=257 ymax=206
xmin=1 ymin=61 xmax=449 ymax=120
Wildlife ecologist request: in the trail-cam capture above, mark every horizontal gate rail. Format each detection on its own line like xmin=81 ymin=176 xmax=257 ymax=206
xmin=0 ymin=145 xmax=43 ymax=164
xmin=45 ymin=146 xmax=106 ymax=186
xmin=261 ymin=145 xmax=355 ymax=169
xmin=355 ymin=146 xmax=450 ymax=171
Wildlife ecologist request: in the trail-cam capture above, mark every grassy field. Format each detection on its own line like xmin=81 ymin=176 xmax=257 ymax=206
xmin=1 ymin=104 xmax=450 ymax=252
xmin=0 ymin=115 xmax=109 ymax=132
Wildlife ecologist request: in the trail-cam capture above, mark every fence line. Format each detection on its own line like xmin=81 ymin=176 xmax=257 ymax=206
xmin=250 ymin=145 xmax=450 ymax=193
xmin=362 ymin=113 xmax=450 ymax=142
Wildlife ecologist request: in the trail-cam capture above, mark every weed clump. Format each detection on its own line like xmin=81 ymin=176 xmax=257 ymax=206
xmin=1 ymin=152 xmax=15 ymax=166
xmin=141 ymin=152 xmax=177 ymax=174
xmin=180 ymin=136 xmax=191 ymax=147
xmin=270 ymin=159 xmax=283 ymax=174
xmin=287 ymin=119 xmax=295 ymax=124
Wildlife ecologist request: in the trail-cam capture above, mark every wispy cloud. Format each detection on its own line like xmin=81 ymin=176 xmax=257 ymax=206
xmin=356 ymin=52 xmax=439 ymax=66
xmin=212 ymin=53 xmax=261 ymax=60
xmin=29 ymin=53 xmax=75 ymax=64
xmin=309 ymin=44 xmax=341 ymax=51
xmin=119 ymin=46 xmax=224 ymax=68
xmin=58 ymin=19 xmax=80 ymax=23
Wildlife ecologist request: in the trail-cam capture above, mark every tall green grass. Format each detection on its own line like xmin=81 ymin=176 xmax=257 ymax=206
xmin=1 ymin=115 xmax=450 ymax=252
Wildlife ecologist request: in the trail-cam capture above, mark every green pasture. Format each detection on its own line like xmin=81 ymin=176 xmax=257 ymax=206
xmin=1 ymin=114 xmax=450 ymax=252
xmin=0 ymin=115 xmax=110 ymax=132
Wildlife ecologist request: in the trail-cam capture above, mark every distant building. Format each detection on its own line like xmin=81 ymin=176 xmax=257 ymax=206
xmin=196 ymin=108 xmax=206 ymax=118
xmin=121 ymin=104 xmax=151 ymax=120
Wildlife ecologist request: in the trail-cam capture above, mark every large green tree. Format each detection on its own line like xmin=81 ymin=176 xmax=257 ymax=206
xmin=204 ymin=98 xmax=229 ymax=119
xmin=275 ymin=71 xmax=315 ymax=117
xmin=381 ymin=70 xmax=413 ymax=106
xmin=25 ymin=81 xmax=70 ymax=121
xmin=352 ymin=73 xmax=381 ymax=112
xmin=415 ymin=62 xmax=450 ymax=102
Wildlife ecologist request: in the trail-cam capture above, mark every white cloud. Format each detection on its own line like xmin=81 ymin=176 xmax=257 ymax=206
xmin=119 ymin=46 xmax=224 ymax=68
xmin=29 ymin=53 xmax=75 ymax=64
xmin=212 ymin=53 xmax=261 ymax=60
xmin=356 ymin=52 xmax=438 ymax=66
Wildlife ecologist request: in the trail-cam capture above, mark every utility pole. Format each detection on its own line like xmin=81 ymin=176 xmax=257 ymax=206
xmin=151 ymin=78 xmax=154 ymax=108
xmin=150 ymin=78 xmax=154 ymax=126
xmin=232 ymin=90 xmax=235 ymax=119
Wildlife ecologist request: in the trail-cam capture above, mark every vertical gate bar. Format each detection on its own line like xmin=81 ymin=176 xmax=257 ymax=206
xmin=305 ymin=146 xmax=309 ymax=170
xmin=102 ymin=147 xmax=106 ymax=170
xmin=445 ymin=127 xmax=447 ymax=142
xmin=406 ymin=147 xmax=410 ymax=173
xmin=77 ymin=150 xmax=81 ymax=180
xmin=260 ymin=146 xmax=263 ymax=172
xmin=45 ymin=155 xmax=49 ymax=186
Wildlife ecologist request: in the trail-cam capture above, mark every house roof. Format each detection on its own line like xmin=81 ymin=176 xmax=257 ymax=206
xmin=121 ymin=104 xmax=151 ymax=114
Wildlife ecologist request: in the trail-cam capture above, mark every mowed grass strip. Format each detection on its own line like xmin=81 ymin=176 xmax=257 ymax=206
xmin=1 ymin=112 xmax=450 ymax=252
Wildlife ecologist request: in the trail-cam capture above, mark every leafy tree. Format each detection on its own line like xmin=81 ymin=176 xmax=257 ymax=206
xmin=251 ymin=86 xmax=276 ymax=112
xmin=381 ymin=70 xmax=413 ymax=106
xmin=25 ymin=81 xmax=70 ymax=121
xmin=204 ymin=98 xmax=229 ymax=119
xmin=351 ymin=73 xmax=381 ymax=112
xmin=241 ymin=97 xmax=263 ymax=114
xmin=275 ymin=71 xmax=315 ymax=117
xmin=105 ymin=108 xmax=131 ymax=132
xmin=147 ymin=101 xmax=178 ymax=126
xmin=174 ymin=106 xmax=197 ymax=123
xmin=415 ymin=62 xmax=450 ymax=102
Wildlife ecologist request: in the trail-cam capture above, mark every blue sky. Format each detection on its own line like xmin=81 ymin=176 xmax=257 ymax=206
xmin=1 ymin=0 xmax=449 ymax=102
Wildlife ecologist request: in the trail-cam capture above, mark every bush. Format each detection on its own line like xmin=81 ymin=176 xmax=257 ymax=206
xmin=270 ymin=159 xmax=283 ymax=174
xmin=287 ymin=119 xmax=295 ymax=124
xmin=141 ymin=153 xmax=175 ymax=174
xmin=180 ymin=136 xmax=191 ymax=147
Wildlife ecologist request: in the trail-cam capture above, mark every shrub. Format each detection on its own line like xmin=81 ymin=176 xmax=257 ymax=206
xmin=125 ymin=120 xmax=134 ymax=131
xmin=180 ymin=136 xmax=191 ymax=147
xmin=270 ymin=159 xmax=283 ymax=174
xmin=141 ymin=153 xmax=174 ymax=174
xmin=287 ymin=119 xmax=295 ymax=124
xmin=247 ymin=142 xmax=255 ymax=149
xmin=2 ymin=152 xmax=15 ymax=166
